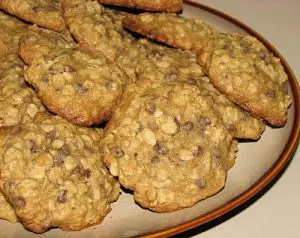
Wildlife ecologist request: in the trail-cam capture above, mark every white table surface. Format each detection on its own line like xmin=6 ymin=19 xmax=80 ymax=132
xmin=185 ymin=1 xmax=300 ymax=238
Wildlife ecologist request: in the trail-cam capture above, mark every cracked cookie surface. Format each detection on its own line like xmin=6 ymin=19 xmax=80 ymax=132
xmin=25 ymin=48 xmax=130 ymax=126
xmin=99 ymin=0 xmax=183 ymax=13
xmin=0 ymin=0 xmax=65 ymax=31
xmin=123 ymin=13 xmax=216 ymax=52
xmin=0 ymin=113 xmax=120 ymax=233
xmin=197 ymin=33 xmax=291 ymax=126
xmin=102 ymin=82 xmax=237 ymax=212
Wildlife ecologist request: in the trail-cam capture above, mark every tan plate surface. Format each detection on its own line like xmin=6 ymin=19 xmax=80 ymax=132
xmin=0 ymin=1 xmax=299 ymax=237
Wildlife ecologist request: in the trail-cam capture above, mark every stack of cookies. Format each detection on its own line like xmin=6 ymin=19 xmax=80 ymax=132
xmin=0 ymin=0 xmax=291 ymax=233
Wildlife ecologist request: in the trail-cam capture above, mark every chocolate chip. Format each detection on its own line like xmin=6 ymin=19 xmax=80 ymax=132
xmin=187 ymin=78 xmax=197 ymax=85
xmin=110 ymin=146 xmax=124 ymax=158
xmin=23 ymin=95 xmax=32 ymax=103
xmin=32 ymin=6 xmax=41 ymax=12
xmin=57 ymin=190 xmax=67 ymax=203
xmin=259 ymin=50 xmax=271 ymax=64
xmin=28 ymin=139 xmax=37 ymax=154
xmin=104 ymin=81 xmax=113 ymax=90
xmin=12 ymin=196 xmax=26 ymax=207
xmin=195 ymin=179 xmax=207 ymax=188
xmin=266 ymin=89 xmax=276 ymax=99
xmin=82 ymin=169 xmax=91 ymax=178
xmin=182 ymin=121 xmax=194 ymax=131
xmin=228 ymin=124 xmax=237 ymax=132
xmin=192 ymin=145 xmax=203 ymax=157
xmin=53 ymin=153 xmax=64 ymax=166
xmin=282 ymin=81 xmax=289 ymax=94
xmin=47 ymin=131 xmax=56 ymax=142
xmin=167 ymin=72 xmax=178 ymax=82
xmin=72 ymin=165 xmax=81 ymax=175
xmin=75 ymin=83 xmax=88 ymax=94
xmin=214 ymin=149 xmax=221 ymax=160
xmin=199 ymin=118 xmax=211 ymax=126
xmin=60 ymin=145 xmax=70 ymax=157
xmin=145 ymin=103 xmax=156 ymax=114
xmin=154 ymin=142 xmax=169 ymax=155
xmin=151 ymin=156 xmax=160 ymax=164
xmin=12 ymin=126 xmax=22 ymax=135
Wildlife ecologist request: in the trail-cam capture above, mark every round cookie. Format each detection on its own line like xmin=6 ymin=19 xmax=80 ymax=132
xmin=0 ymin=113 xmax=120 ymax=233
xmin=102 ymin=82 xmax=237 ymax=212
xmin=25 ymin=48 xmax=130 ymax=126
xmin=197 ymin=33 xmax=292 ymax=126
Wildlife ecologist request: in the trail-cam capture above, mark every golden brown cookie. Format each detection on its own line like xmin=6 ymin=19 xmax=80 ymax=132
xmin=99 ymin=0 xmax=183 ymax=13
xmin=0 ymin=113 xmax=120 ymax=233
xmin=0 ymin=192 xmax=17 ymax=223
xmin=25 ymin=48 xmax=130 ymax=126
xmin=102 ymin=81 xmax=237 ymax=212
xmin=123 ymin=12 xmax=216 ymax=51
xmin=197 ymin=33 xmax=292 ymax=126
xmin=0 ymin=0 xmax=65 ymax=31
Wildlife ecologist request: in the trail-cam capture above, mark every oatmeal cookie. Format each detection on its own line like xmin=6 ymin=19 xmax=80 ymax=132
xmin=123 ymin=13 xmax=216 ymax=52
xmin=0 ymin=0 xmax=65 ymax=32
xmin=197 ymin=33 xmax=292 ymax=126
xmin=0 ymin=10 xmax=28 ymax=56
xmin=25 ymin=48 xmax=130 ymax=126
xmin=18 ymin=25 xmax=75 ymax=65
xmin=99 ymin=0 xmax=183 ymax=13
xmin=0 ymin=113 xmax=120 ymax=233
xmin=0 ymin=54 xmax=45 ymax=127
xmin=63 ymin=0 xmax=134 ymax=60
xmin=102 ymin=82 xmax=237 ymax=212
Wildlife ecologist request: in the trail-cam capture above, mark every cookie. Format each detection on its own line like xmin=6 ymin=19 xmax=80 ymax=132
xmin=0 ymin=113 xmax=120 ymax=233
xmin=0 ymin=10 xmax=28 ymax=56
xmin=0 ymin=0 xmax=65 ymax=32
xmin=197 ymin=33 xmax=292 ymax=126
xmin=99 ymin=0 xmax=183 ymax=13
xmin=196 ymin=76 xmax=266 ymax=139
xmin=116 ymin=38 xmax=205 ymax=82
xmin=18 ymin=25 xmax=75 ymax=65
xmin=63 ymin=0 xmax=134 ymax=60
xmin=123 ymin=13 xmax=216 ymax=52
xmin=102 ymin=82 xmax=237 ymax=212
xmin=0 ymin=54 xmax=45 ymax=127
xmin=0 ymin=192 xmax=17 ymax=223
xmin=25 ymin=48 xmax=130 ymax=126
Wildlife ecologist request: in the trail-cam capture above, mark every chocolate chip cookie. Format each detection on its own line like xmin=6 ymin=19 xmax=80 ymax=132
xmin=0 ymin=0 xmax=65 ymax=31
xmin=99 ymin=0 xmax=183 ymax=13
xmin=25 ymin=48 xmax=130 ymax=126
xmin=197 ymin=33 xmax=292 ymax=126
xmin=123 ymin=12 xmax=216 ymax=52
xmin=102 ymin=81 xmax=237 ymax=212
xmin=0 ymin=113 xmax=120 ymax=232
xmin=63 ymin=0 xmax=134 ymax=60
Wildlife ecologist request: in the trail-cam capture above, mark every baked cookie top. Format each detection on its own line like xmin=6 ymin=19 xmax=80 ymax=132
xmin=0 ymin=54 xmax=45 ymax=127
xmin=123 ymin=13 xmax=216 ymax=51
xmin=116 ymin=38 xmax=205 ymax=82
xmin=197 ymin=33 xmax=292 ymax=126
xmin=99 ymin=0 xmax=183 ymax=13
xmin=0 ymin=0 xmax=65 ymax=32
xmin=196 ymin=76 xmax=265 ymax=139
xmin=18 ymin=25 xmax=75 ymax=65
xmin=0 ymin=113 xmax=120 ymax=233
xmin=0 ymin=11 xmax=28 ymax=56
xmin=63 ymin=0 xmax=134 ymax=60
xmin=25 ymin=48 xmax=130 ymax=126
xmin=102 ymin=82 xmax=237 ymax=212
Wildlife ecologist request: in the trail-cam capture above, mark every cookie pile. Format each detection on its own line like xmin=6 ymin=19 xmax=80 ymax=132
xmin=0 ymin=0 xmax=291 ymax=233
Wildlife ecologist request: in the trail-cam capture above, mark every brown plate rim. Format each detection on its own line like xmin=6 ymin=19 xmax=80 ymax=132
xmin=140 ymin=1 xmax=300 ymax=237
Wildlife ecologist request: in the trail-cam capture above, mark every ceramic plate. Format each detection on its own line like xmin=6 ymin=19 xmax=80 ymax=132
xmin=0 ymin=1 xmax=299 ymax=237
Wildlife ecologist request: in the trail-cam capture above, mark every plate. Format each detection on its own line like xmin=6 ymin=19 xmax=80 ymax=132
xmin=1 ymin=1 xmax=299 ymax=237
